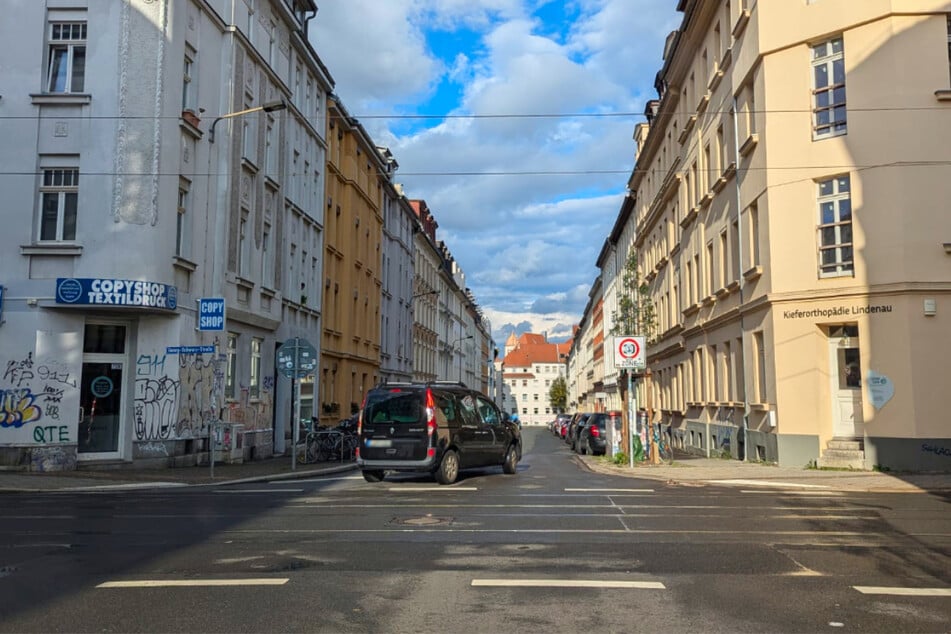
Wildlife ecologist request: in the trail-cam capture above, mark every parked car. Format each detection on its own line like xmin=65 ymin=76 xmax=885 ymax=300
xmin=357 ymin=382 xmax=522 ymax=485
xmin=551 ymin=414 xmax=570 ymax=436
xmin=575 ymin=412 xmax=607 ymax=455
xmin=566 ymin=413 xmax=591 ymax=450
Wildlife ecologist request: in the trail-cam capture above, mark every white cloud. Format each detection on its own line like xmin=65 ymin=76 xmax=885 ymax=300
xmin=310 ymin=0 xmax=681 ymax=343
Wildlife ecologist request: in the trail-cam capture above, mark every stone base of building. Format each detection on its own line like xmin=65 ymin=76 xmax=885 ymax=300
xmin=0 ymin=430 xmax=274 ymax=472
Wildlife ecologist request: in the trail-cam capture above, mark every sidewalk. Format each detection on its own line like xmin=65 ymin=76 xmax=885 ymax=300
xmin=578 ymin=452 xmax=951 ymax=494
xmin=0 ymin=456 xmax=357 ymax=493
xmin=1 ymin=452 xmax=949 ymax=494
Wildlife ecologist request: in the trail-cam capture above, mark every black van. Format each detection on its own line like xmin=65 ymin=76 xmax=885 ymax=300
xmin=356 ymin=382 xmax=521 ymax=484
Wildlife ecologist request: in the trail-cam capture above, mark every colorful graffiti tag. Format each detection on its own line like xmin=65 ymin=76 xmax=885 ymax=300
xmin=0 ymin=388 xmax=43 ymax=428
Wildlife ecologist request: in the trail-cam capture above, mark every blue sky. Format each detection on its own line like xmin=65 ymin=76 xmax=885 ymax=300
xmin=311 ymin=0 xmax=681 ymax=343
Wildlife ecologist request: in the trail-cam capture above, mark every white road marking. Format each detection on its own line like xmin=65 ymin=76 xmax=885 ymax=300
xmin=386 ymin=487 xmax=478 ymax=492
xmin=713 ymin=479 xmax=831 ymax=489
xmin=564 ymin=488 xmax=654 ymax=493
xmin=273 ymin=476 xmax=364 ymax=483
xmin=472 ymin=579 xmax=665 ymax=589
xmin=214 ymin=489 xmax=304 ymax=493
xmin=740 ymin=490 xmax=844 ymax=496
xmin=853 ymin=586 xmax=951 ymax=597
xmin=97 ymin=578 xmax=289 ymax=588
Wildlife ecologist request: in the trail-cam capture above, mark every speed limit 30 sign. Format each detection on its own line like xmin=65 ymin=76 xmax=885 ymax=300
xmin=614 ymin=336 xmax=646 ymax=369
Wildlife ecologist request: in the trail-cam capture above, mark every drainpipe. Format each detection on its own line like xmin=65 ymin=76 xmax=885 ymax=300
xmin=732 ymin=96 xmax=750 ymax=462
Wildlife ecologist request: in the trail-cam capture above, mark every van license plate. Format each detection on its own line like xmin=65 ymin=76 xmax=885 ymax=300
xmin=367 ymin=439 xmax=392 ymax=448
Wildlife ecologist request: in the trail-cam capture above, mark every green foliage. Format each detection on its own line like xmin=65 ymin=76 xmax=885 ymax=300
xmin=612 ymin=452 xmax=628 ymax=466
xmin=548 ymin=376 xmax=567 ymax=411
xmin=609 ymin=252 xmax=657 ymax=343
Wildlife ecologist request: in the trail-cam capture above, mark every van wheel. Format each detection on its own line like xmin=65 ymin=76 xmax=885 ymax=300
xmin=362 ymin=470 xmax=385 ymax=483
xmin=435 ymin=449 xmax=459 ymax=485
xmin=502 ymin=445 xmax=518 ymax=474
xmin=579 ymin=441 xmax=587 ymax=455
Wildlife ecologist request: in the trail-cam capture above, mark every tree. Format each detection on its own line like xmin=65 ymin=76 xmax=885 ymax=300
xmin=548 ymin=376 xmax=567 ymax=412
xmin=610 ymin=251 xmax=656 ymax=341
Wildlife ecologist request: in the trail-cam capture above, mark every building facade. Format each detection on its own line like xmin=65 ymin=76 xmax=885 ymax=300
xmin=0 ymin=0 xmax=331 ymax=470
xmin=377 ymin=153 xmax=416 ymax=386
xmin=501 ymin=333 xmax=568 ymax=425
xmin=629 ymin=0 xmax=951 ymax=469
xmin=318 ymin=96 xmax=385 ymax=425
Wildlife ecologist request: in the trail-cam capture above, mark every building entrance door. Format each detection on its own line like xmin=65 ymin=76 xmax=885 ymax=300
xmin=828 ymin=325 xmax=863 ymax=438
xmin=78 ymin=324 xmax=128 ymax=460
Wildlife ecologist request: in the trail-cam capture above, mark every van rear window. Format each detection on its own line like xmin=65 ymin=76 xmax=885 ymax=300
xmin=364 ymin=392 xmax=422 ymax=424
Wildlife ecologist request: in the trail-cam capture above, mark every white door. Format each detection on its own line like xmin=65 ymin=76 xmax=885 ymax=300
xmin=828 ymin=326 xmax=863 ymax=438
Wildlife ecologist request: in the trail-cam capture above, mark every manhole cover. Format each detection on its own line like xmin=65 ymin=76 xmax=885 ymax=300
xmin=391 ymin=515 xmax=452 ymax=526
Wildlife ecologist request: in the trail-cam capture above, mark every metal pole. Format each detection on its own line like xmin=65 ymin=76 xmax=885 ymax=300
xmin=628 ymin=371 xmax=636 ymax=468
xmin=292 ymin=376 xmax=299 ymax=471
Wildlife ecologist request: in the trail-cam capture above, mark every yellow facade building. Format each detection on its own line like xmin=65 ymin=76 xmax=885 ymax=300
xmin=632 ymin=0 xmax=951 ymax=469
xmin=319 ymin=97 xmax=385 ymax=425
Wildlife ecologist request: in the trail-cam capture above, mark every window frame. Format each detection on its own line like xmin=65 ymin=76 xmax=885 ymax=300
xmin=816 ymin=174 xmax=854 ymax=278
xmin=225 ymin=333 xmax=238 ymax=400
xmin=46 ymin=20 xmax=87 ymax=94
xmin=249 ymin=337 xmax=262 ymax=399
xmin=812 ymin=37 xmax=847 ymax=139
xmin=38 ymin=165 xmax=79 ymax=242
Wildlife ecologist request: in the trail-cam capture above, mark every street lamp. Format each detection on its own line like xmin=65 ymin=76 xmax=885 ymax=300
xmin=453 ymin=334 xmax=473 ymax=383
xmin=204 ymin=97 xmax=288 ymax=458
xmin=209 ymin=99 xmax=287 ymax=143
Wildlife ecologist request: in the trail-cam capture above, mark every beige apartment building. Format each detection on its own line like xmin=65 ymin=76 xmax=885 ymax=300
xmin=632 ymin=0 xmax=951 ymax=470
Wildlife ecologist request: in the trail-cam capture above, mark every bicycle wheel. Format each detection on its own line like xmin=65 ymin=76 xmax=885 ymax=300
xmin=305 ymin=434 xmax=320 ymax=463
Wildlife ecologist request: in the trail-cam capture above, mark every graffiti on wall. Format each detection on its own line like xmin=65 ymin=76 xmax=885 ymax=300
xmin=134 ymin=353 xmax=182 ymax=441
xmin=1 ymin=351 xmax=77 ymax=442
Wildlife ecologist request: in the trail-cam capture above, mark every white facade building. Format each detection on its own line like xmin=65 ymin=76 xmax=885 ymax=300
xmin=0 ymin=0 xmax=331 ymax=470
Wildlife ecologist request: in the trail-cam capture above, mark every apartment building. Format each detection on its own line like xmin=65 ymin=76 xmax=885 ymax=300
xmin=628 ymin=0 xmax=951 ymax=469
xmin=0 ymin=0 xmax=333 ymax=470
xmin=502 ymin=333 xmax=568 ymax=425
xmin=377 ymin=152 xmax=416 ymax=386
xmin=317 ymin=96 xmax=386 ymax=425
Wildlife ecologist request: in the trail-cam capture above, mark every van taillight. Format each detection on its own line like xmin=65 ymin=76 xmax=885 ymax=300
xmin=427 ymin=447 xmax=436 ymax=458
xmin=590 ymin=426 xmax=600 ymax=437
xmin=425 ymin=388 xmax=436 ymax=436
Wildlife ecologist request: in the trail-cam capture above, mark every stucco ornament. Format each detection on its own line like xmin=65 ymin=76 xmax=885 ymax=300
xmin=866 ymin=370 xmax=894 ymax=409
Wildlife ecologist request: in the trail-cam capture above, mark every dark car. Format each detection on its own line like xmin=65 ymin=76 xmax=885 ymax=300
xmin=575 ymin=412 xmax=608 ymax=455
xmin=566 ymin=412 xmax=591 ymax=451
xmin=356 ymin=382 xmax=522 ymax=485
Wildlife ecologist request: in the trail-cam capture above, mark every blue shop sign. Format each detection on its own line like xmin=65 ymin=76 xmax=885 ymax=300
xmin=56 ymin=278 xmax=177 ymax=310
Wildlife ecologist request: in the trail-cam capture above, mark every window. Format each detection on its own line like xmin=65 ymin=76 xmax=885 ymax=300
xmin=812 ymin=37 xmax=846 ymax=138
xmin=748 ymin=202 xmax=761 ymax=268
xmin=250 ymin=338 xmax=262 ymax=399
xmin=47 ymin=21 xmax=86 ymax=93
xmin=946 ymin=15 xmax=951 ymax=83
xmin=182 ymin=52 xmax=195 ymax=111
xmin=226 ymin=333 xmax=238 ymax=400
xmin=39 ymin=166 xmax=79 ymax=241
xmin=262 ymin=223 xmax=272 ymax=287
xmin=265 ymin=116 xmax=276 ymax=176
xmin=176 ymin=181 xmax=189 ymax=257
xmin=238 ymin=213 xmax=249 ymax=277
xmin=817 ymin=175 xmax=853 ymax=276
xmin=754 ymin=331 xmax=767 ymax=402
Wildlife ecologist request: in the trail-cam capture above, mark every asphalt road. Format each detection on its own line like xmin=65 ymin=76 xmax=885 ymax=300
xmin=1 ymin=428 xmax=949 ymax=633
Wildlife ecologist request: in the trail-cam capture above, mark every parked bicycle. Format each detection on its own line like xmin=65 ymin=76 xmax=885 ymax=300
xmin=302 ymin=418 xmax=358 ymax=463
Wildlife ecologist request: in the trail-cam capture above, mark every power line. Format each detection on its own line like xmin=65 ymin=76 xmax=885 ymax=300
xmin=0 ymin=105 xmax=946 ymax=122
xmin=1 ymin=161 xmax=949 ymax=179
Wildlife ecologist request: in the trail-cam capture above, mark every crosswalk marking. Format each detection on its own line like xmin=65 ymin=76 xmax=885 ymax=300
xmin=97 ymin=578 xmax=289 ymax=588
xmin=472 ymin=579 xmax=665 ymax=589
xmin=853 ymin=586 xmax=951 ymax=597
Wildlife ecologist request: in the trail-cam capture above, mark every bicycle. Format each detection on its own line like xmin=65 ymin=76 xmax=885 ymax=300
xmin=302 ymin=420 xmax=358 ymax=463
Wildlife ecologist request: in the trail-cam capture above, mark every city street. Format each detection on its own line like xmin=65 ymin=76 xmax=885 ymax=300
xmin=1 ymin=428 xmax=949 ymax=633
